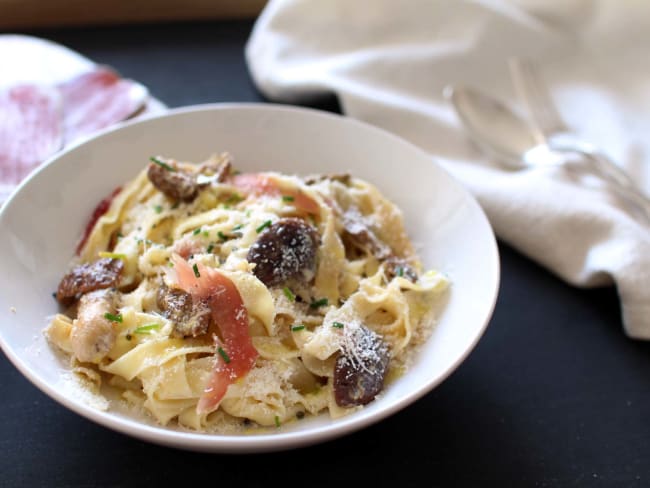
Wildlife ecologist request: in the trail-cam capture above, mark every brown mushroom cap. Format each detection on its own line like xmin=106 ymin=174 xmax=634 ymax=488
xmin=246 ymin=218 xmax=320 ymax=287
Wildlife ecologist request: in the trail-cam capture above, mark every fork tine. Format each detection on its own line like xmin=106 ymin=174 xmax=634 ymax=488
xmin=509 ymin=57 xmax=569 ymax=140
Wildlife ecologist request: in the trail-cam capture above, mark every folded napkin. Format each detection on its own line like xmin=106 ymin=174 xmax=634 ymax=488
xmin=0 ymin=35 xmax=166 ymax=202
xmin=246 ymin=0 xmax=650 ymax=338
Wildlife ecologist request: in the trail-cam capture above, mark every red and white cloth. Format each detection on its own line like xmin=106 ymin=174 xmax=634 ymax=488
xmin=0 ymin=35 xmax=165 ymax=202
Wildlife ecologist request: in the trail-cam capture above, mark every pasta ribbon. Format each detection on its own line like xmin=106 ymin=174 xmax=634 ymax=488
xmin=45 ymin=157 xmax=449 ymax=432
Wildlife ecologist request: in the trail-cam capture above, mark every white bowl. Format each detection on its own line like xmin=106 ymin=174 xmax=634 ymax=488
xmin=0 ymin=104 xmax=499 ymax=453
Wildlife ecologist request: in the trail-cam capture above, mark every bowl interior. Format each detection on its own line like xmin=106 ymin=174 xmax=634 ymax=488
xmin=0 ymin=104 xmax=499 ymax=452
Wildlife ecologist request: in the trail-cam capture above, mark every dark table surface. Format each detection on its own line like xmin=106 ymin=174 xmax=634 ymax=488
xmin=2 ymin=20 xmax=649 ymax=488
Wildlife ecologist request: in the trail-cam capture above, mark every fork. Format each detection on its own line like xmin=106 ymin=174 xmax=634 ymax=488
xmin=509 ymin=57 xmax=650 ymax=224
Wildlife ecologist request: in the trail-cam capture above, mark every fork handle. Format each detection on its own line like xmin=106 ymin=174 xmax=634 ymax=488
xmin=548 ymin=134 xmax=650 ymax=225
xmin=587 ymin=152 xmax=650 ymax=224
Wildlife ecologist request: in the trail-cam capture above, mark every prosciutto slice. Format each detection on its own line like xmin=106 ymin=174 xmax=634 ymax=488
xmin=58 ymin=66 xmax=148 ymax=144
xmin=0 ymin=84 xmax=63 ymax=199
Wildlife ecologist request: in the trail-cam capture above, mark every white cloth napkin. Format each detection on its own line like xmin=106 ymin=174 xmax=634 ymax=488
xmin=246 ymin=0 xmax=650 ymax=338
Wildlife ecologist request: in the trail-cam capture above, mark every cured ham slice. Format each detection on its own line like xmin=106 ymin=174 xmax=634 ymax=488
xmin=173 ymin=255 xmax=258 ymax=414
xmin=58 ymin=66 xmax=149 ymax=144
xmin=0 ymin=84 xmax=63 ymax=200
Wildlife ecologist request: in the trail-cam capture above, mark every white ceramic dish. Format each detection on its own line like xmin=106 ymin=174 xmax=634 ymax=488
xmin=0 ymin=104 xmax=499 ymax=453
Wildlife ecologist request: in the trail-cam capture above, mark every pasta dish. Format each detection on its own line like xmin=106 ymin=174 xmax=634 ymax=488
xmin=45 ymin=153 xmax=448 ymax=433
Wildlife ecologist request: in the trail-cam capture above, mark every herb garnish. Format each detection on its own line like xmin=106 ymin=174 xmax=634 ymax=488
xmin=332 ymin=321 xmax=344 ymax=329
xmin=193 ymin=263 xmax=200 ymax=278
xmin=134 ymin=324 xmax=160 ymax=334
xmin=218 ymin=347 xmax=231 ymax=364
xmin=104 ymin=312 xmax=123 ymax=323
xmin=193 ymin=227 xmax=202 ymax=235
xmin=98 ymin=252 xmax=127 ymax=260
xmin=226 ymin=193 xmax=243 ymax=204
xmin=274 ymin=415 xmax=281 ymax=428
xmin=256 ymin=220 xmax=272 ymax=233
xmin=153 ymin=205 xmax=163 ymax=214
xmin=150 ymin=156 xmax=175 ymax=172
xmin=206 ymin=243 xmax=215 ymax=253
xmin=309 ymin=297 xmax=328 ymax=309
xmin=217 ymin=231 xmax=229 ymax=242
xmin=282 ymin=195 xmax=295 ymax=202
xmin=291 ymin=325 xmax=305 ymax=332
xmin=283 ymin=286 xmax=296 ymax=302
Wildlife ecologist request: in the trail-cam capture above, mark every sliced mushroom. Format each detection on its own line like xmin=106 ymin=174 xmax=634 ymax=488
xmin=304 ymin=173 xmax=351 ymax=186
xmin=70 ymin=289 xmax=119 ymax=363
xmin=157 ymin=283 xmax=210 ymax=338
xmin=342 ymin=207 xmax=419 ymax=281
xmin=246 ymin=218 xmax=320 ymax=287
xmin=342 ymin=207 xmax=392 ymax=260
xmin=56 ymin=258 xmax=123 ymax=304
xmin=197 ymin=155 xmax=232 ymax=184
xmin=383 ymin=256 xmax=418 ymax=283
xmin=333 ymin=323 xmax=390 ymax=407
xmin=147 ymin=160 xmax=199 ymax=202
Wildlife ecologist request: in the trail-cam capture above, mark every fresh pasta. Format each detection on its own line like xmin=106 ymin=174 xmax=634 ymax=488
xmin=45 ymin=153 xmax=448 ymax=433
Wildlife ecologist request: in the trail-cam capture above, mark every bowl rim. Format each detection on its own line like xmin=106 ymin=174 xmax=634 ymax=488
xmin=0 ymin=102 xmax=500 ymax=453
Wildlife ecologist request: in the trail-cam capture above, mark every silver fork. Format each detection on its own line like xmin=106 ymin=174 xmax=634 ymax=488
xmin=509 ymin=57 xmax=650 ymax=224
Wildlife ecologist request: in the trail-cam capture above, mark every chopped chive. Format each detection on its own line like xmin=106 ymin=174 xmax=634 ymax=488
xmin=226 ymin=193 xmax=243 ymax=204
xmin=153 ymin=205 xmax=163 ymax=214
xmin=104 ymin=312 xmax=123 ymax=323
xmin=218 ymin=347 xmax=231 ymax=364
xmin=274 ymin=415 xmax=281 ymax=428
xmin=167 ymin=261 xmax=174 ymax=268
xmin=282 ymin=195 xmax=295 ymax=202
xmin=310 ymin=297 xmax=328 ymax=309
xmin=332 ymin=321 xmax=344 ymax=329
xmin=397 ymin=267 xmax=404 ymax=277
xmin=134 ymin=323 xmax=160 ymax=334
xmin=291 ymin=325 xmax=305 ymax=332
xmin=232 ymin=224 xmax=244 ymax=231
xmin=256 ymin=220 xmax=272 ymax=233
xmin=206 ymin=243 xmax=215 ymax=253
xmin=98 ymin=251 xmax=127 ymax=260
xmin=192 ymin=263 xmax=200 ymax=278
xmin=283 ymin=286 xmax=296 ymax=302
xmin=217 ymin=231 xmax=228 ymax=241
xmin=116 ymin=232 xmax=124 ymax=239
xmin=150 ymin=156 xmax=175 ymax=172
xmin=193 ymin=227 xmax=201 ymax=235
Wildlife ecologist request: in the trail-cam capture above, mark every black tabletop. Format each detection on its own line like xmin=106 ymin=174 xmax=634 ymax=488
xmin=3 ymin=20 xmax=649 ymax=488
